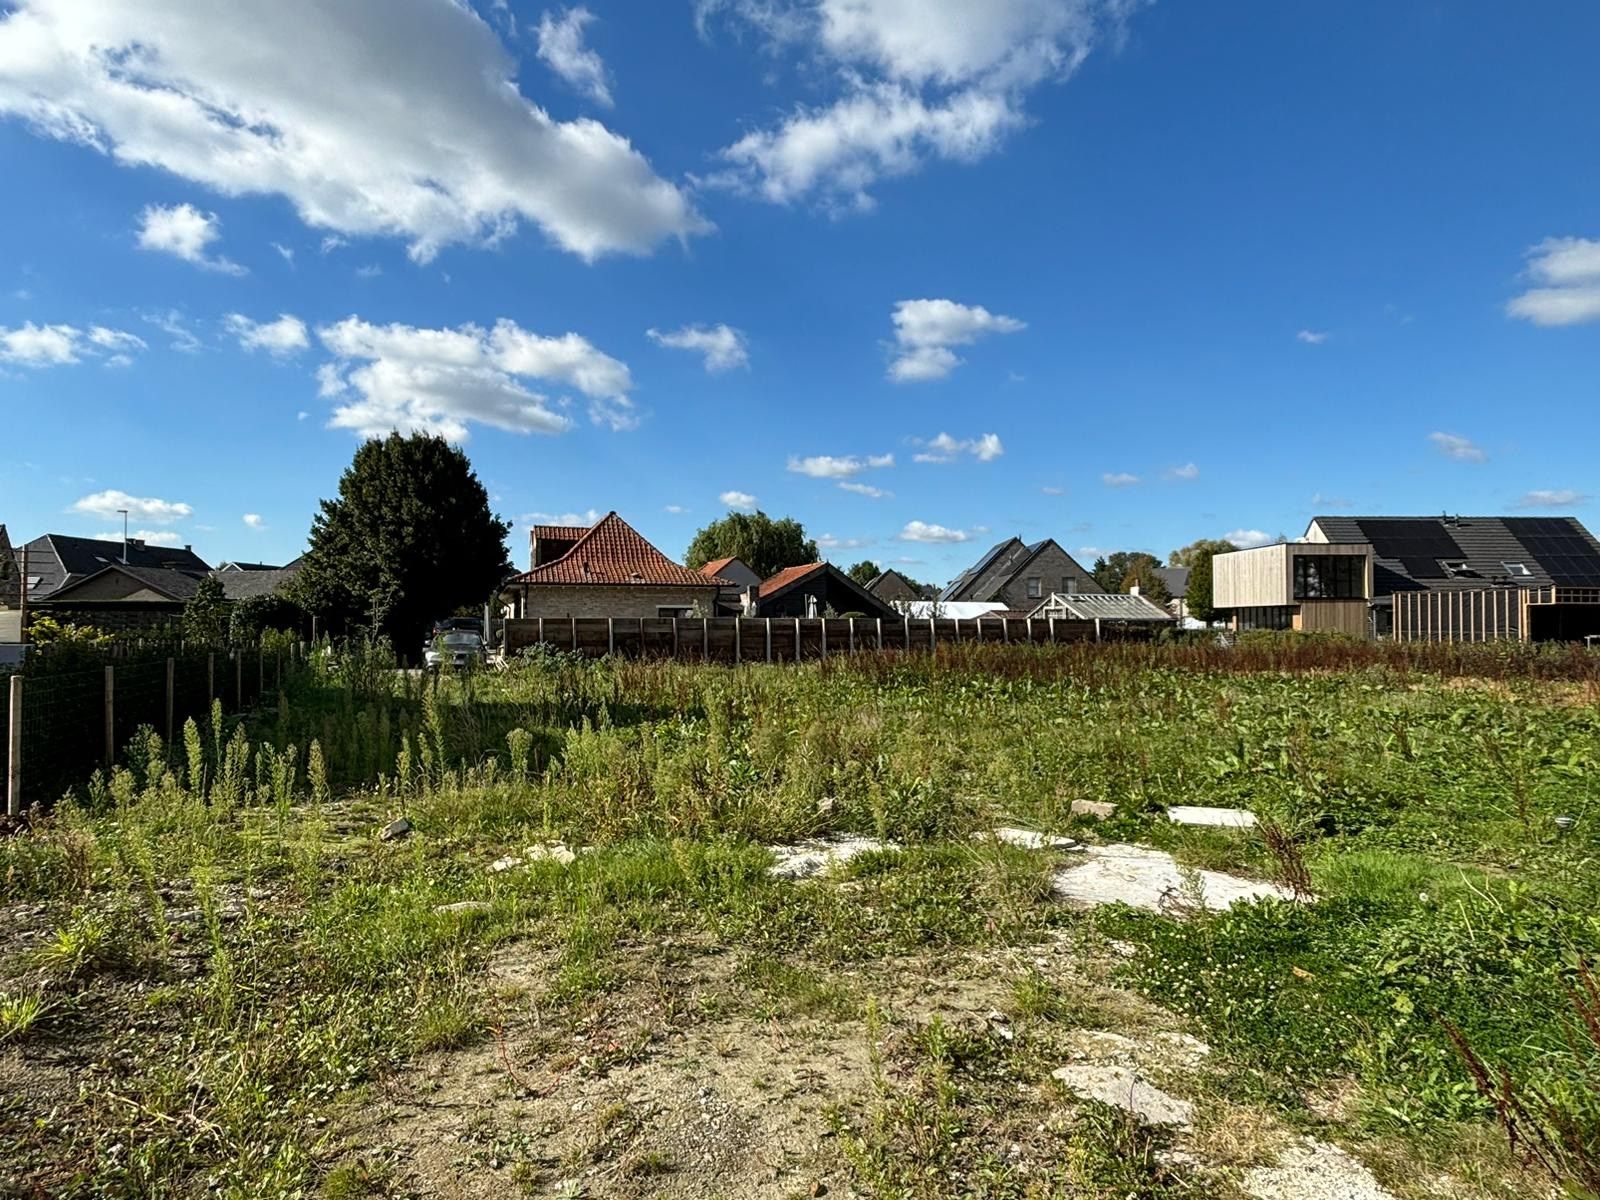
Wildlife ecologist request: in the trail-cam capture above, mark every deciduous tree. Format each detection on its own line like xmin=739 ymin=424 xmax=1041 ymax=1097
xmin=684 ymin=512 xmax=818 ymax=581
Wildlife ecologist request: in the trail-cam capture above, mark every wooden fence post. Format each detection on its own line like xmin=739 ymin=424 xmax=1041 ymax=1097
xmin=103 ymin=665 xmax=115 ymax=767
xmin=7 ymin=675 xmax=21 ymax=816
xmin=165 ymin=657 xmax=175 ymax=744
xmin=794 ymin=617 xmax=802 ymax=662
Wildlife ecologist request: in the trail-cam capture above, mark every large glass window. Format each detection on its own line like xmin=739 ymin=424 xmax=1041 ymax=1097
xmin=1294 ymin=555 xmax=1364 ymax=599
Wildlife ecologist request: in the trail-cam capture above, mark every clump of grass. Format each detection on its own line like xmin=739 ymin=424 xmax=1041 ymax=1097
xmin=0 ymin=990 xmax=51 ymax=1044
xmin=31 ymin=910 xmax=128 ymax=980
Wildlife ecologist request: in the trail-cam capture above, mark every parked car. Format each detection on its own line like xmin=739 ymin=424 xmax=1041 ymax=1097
xmin=424 ymin=629 xmax=485 ymax=671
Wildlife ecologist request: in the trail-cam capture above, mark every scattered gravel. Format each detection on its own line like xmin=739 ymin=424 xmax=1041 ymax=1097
xmin=1242 ymin=1137 xmax=1398 ymax=1200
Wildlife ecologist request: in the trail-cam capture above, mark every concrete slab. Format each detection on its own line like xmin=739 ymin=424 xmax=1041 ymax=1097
xmin=1050 ymin=1064 xmax=1194 ymax=1127
xmin=1242 ymin=1138 xmax=1398 ymax=1200
xmin=1051 ymin=843 xmax=1293 ymax=913
xmin=1167 ymin=806 xmax=1257 ymax=828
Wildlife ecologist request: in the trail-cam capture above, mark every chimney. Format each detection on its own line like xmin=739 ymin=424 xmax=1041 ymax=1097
xmin=1130 ymin=584 xmax=1141 ymax=597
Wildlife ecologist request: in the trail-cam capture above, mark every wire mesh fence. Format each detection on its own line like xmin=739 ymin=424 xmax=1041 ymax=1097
xmin=2 ymin=641 xmax=307 ymax=813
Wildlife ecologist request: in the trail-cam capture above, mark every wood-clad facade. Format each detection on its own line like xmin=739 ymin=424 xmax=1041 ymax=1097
xmin=1213 ymin=542 xmax=1374 ymax=636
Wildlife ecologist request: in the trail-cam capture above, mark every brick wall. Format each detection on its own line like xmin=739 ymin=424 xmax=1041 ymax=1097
xmin=509 ymin=584 xmax=720 ymax=619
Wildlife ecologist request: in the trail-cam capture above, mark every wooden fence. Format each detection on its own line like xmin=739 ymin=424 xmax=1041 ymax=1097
xmin=503 ymin=614 xmax=1111 ymax=663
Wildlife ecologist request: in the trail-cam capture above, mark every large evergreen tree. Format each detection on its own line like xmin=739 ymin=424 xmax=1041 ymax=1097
xmin=291 ymin=433 xmax=510 ymax=649
xmin=684 ymin=511 xmax=818 ymax=581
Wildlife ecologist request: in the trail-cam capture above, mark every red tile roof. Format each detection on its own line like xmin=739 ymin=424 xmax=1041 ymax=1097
xmin=510 ymin=513 xmax=727 ymax=588
xmin=529 ymin=524 xmax=590 ymax=541
xmin=700 ymin=556 xmax=741 ymax=579
xmin=758 ymin=562 xmax=827 ymax=597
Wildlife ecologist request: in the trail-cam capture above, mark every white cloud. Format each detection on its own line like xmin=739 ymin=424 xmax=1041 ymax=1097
xmin=1101 ymin=471 xmax=1139 ymax=487
xmin=1429 ymin=431 xmax=1486 ymax=463
xmin=136 ymin=204 xmax=244 ymax=275
xmin=1224 ymin=529 xmax=1274 ymax=549
xmin=316 ymin=316 xmax=633 ymax=440
xmin=910 ymin=431 xmax=1006 ymax=463
xmin=320 ymin=235 xmax=348 ymax=255
xmin=523 ymin=508 xmax=603 ymax=526
xmin=0 ymin=321 xmax=145 ymax=367
xmin=838 ymin=481 xmax=891 ymax=498
xmin=889 ymin=300 xmax=1023 ymax=381
xmin=1514 ymin=489 xmax=1587 ymax=509
xmin=720 ymin=490 xmax=758 ymax=511
xmin=73 ymin=488 xmax=192 ymax=524
xmin=272 ymin=241 xmax=295 ymax=265
xmin=1164 ymin=462 xmax=1199 ymax=481
xmin=1040 ymin=485 xmax=1064 ymax=495
xmin=93 ymin=529 xmax=182 ymax=547
xmin=816 ymin=532 xmax=874 ymax=550
xmin=0 ymin=0 xmax=706 ymax=263
xmin=537 ymin=6 xmax=613 ymax=107
xmin=647 ymin=323 xmax=750 ymax=372
xmin=709 ymin=1 xmax=1139 ymax=209
xmin=663 ymin=504 xmax=688 ymax=514
xmin=145 ymin=309 xmax=203 ymax=354
xmin=225 ymin=313 xmax=310 ymax=357
xmin=1296 ymin=329 xmax=1327 ymax=345
xmin=242 ymin=513 xmax=264 ymax=529
xmin=898 ymin=520 xmax=970 ymax=544
xmin=1506 ymin=237 xmax=1600 ymax=326
xmin=787 ymin=452 xmax=894 ymax=478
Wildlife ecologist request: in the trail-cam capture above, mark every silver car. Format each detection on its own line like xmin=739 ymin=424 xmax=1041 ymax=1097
xmin=425 ymin=629 xmax=485 ymax=670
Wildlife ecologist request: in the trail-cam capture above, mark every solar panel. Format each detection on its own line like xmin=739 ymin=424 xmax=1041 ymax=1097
xmin=1503 ymin=518 xmax=1600 ymax=584
xmin=1356 ymin=519 xmax=1464 ymax=579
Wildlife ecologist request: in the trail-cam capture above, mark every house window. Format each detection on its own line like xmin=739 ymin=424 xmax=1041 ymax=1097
xmin=1062 ymin=577 xmax=1077 ymax=594
xmin=1293 ymin=555 xmax=1364 ymax=600
xmin=657 ymin=605 xmax=693 ymax=618
xmin=1026 ymin=577 xmax=1042 ymax=598
xmin=1502 ymin=562 xmax=1532 ymax=578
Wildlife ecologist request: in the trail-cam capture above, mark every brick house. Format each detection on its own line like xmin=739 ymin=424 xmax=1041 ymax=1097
xmin=504 ymin=512 xmax=726 ymax=619
xmin=941 ymin=537 xmax=1101 ymax=610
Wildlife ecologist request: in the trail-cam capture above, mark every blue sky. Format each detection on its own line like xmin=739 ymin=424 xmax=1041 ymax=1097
xmin=1 ymin=1 xmax=1596 ymax=584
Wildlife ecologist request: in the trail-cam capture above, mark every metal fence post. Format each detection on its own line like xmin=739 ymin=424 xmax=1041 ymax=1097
xmin=7 ymin=675 xmax=21 ymax=816
xmin=794 ymin=617 xmax=801 ymax=662
xmin=165 ymin=657 xmax=175 ymax=744
xmin=607 ymin=617 xmax=615 ymax=657
xmin=103 ymin=665 xmax=115 ymax=767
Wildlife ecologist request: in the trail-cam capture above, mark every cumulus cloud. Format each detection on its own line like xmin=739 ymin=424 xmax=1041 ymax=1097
xmin=910 ymin=431 xmax=1005 ymax=463
xmin=1164 ymin=462 xmax=1199 ymax=481
xmin=720 ymin=490 xmax=758 ymax=511
xmin=1506 ymin=237 xmax=1600 ymax=326
xmin=647 ymin=323 xmax=750 ymax=372
xmin=315 ymin=316 xmax=634 ymax=440
xmin=1101 ymin=471 xmax=1139 ymax=487
xmin=73 ymin=488 xmax=192 ymax=524
xmin=93 ymin=529 xmax=183 ymax=547
xmin=1040 ymin=485 xmax=1064 ymax=495
xmin=135 ymin=203 xmax=245 ymax=274
xmin=707 ymin=0 xmax=1142 ymax=209
xmin=1514 ymin=489 xmax=1588 ymax=509
xmin=0 ymin=0 xmax=706 ymax=263
xmin=225 ymin=313 xmax=310 ymax=357
xmin=242 ymin=513 xmax=264 ymax=529
xmin=898 ymin=520 xmax=970 ymax=544
xmin=1224 ymin=529 xmax=1274 ymax=549
xmin=1 ymin=321 xmax=144 ymax=367
xmin=786 ymin=452 xmax=894 ymax=478
xmin=537 ymin=7 xmax=613 ymax=107
xmin=664 ymin=504 xmax=688 ymax=514
xmin=1296 ymin=329 xmax=1327 ymax=345
xmin=889 ymin=300 xmax=1023 ymax=382
xmin=1429 ymin=431 xmax=1486 ymax=463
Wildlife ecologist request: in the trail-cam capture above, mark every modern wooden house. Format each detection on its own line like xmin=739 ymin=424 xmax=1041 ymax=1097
xmin=1212 ymin=540 xmax=1374 ymax=636
xmin=1306 ymin=515 xmax=1600 ymax=642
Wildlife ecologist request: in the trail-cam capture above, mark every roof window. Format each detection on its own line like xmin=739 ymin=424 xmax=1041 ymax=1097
xmin=1502 ymin=562 xmax=1532 ymax=577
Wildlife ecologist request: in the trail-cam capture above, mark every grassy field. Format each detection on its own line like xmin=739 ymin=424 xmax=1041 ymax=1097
xmin=2 ymin=638 xmax=1598 ymax=1198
